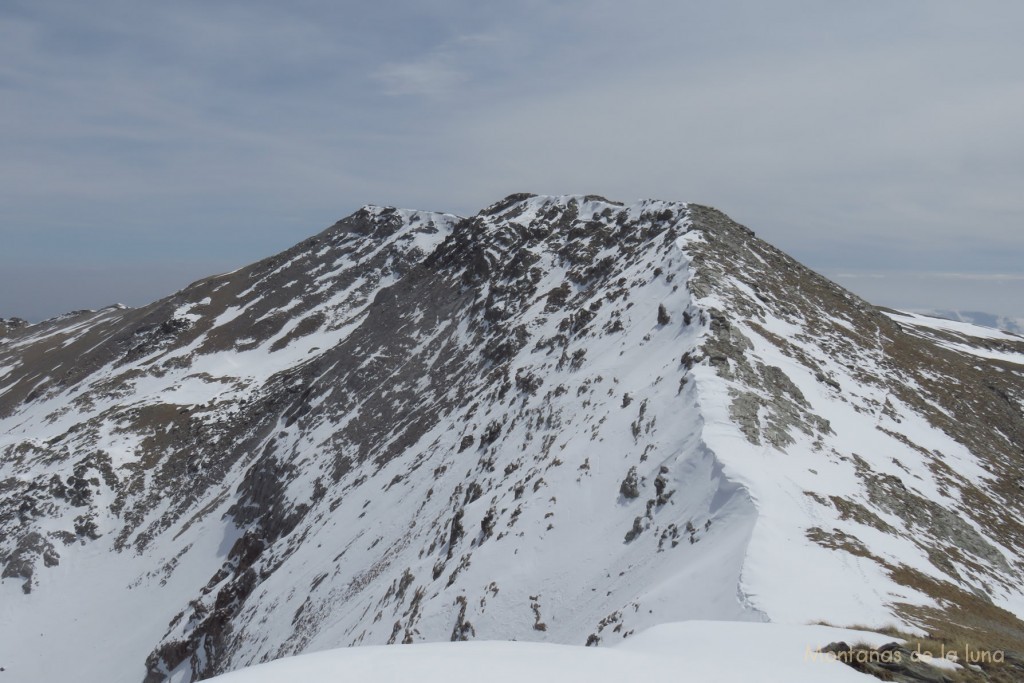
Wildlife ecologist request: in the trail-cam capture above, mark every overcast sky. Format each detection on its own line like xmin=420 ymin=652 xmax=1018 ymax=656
xmin=2 ymin=1 xmax=1022 ymax=322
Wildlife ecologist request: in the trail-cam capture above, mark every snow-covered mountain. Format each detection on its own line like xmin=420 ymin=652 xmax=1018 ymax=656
xmin=1 ymin=195 xmax=1023 ymax=682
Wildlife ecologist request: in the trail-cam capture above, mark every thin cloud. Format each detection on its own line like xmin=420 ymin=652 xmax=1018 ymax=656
xmin=372 ymin=31 xmax=508 ymax=97
xmin=924 ymin=273 xmax=1024 ymax=282
xmin=374 ymin=59 xmax=467 ymax=97
xmin=832 ymin=272 xmax=1024 ymax=282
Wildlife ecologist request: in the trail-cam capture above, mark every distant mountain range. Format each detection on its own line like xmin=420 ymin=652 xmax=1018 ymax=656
xmin=2 ymin=195 xmax=1022 ymax=682
xmin=921 ymin=309 xmax=1024 ymax=335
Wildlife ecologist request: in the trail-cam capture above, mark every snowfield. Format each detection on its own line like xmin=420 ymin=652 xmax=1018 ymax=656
xmin=206 ymin=621 xmax=901 ymax=683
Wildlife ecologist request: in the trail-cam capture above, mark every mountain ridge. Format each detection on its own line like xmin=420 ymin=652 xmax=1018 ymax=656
xmin=1 ymin=194 xmax=1023 ymax=682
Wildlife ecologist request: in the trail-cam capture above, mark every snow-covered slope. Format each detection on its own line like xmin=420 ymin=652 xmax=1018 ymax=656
xmin=921 ymin=310 xmax=1024 ymax=336
xmin=204 ymin=621 xmax=904 ymax=683
xmin=884 ymin=310 xmax=1024 ymax=365
xmin=1 ymin=195 xmax=1023 ymax=682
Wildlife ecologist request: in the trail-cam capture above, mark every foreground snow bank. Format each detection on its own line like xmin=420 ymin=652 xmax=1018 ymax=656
xmin=207 ymin=621 xmax=897 ymax=682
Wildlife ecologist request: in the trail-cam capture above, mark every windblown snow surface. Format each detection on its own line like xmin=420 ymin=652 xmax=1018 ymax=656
xmin=204 ymin=622 xmax=906 ymax=683
xmin=1 ymin=195 xmax=1022 ymax=682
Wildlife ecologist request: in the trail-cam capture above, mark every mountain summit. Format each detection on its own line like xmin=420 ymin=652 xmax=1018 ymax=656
xmin=2 ymin=195 xmax=1023 ymax=682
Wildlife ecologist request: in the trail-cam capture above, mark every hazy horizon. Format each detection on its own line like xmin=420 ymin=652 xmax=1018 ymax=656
xmin=3 ymin=200 xmax=1022 ymax=327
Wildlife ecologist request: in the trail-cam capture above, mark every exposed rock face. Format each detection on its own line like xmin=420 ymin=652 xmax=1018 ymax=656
xmin=0 ymin=317 xmax=29 ymax=338
xmin=1 ymin=195 xmax=1023 ymax=682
